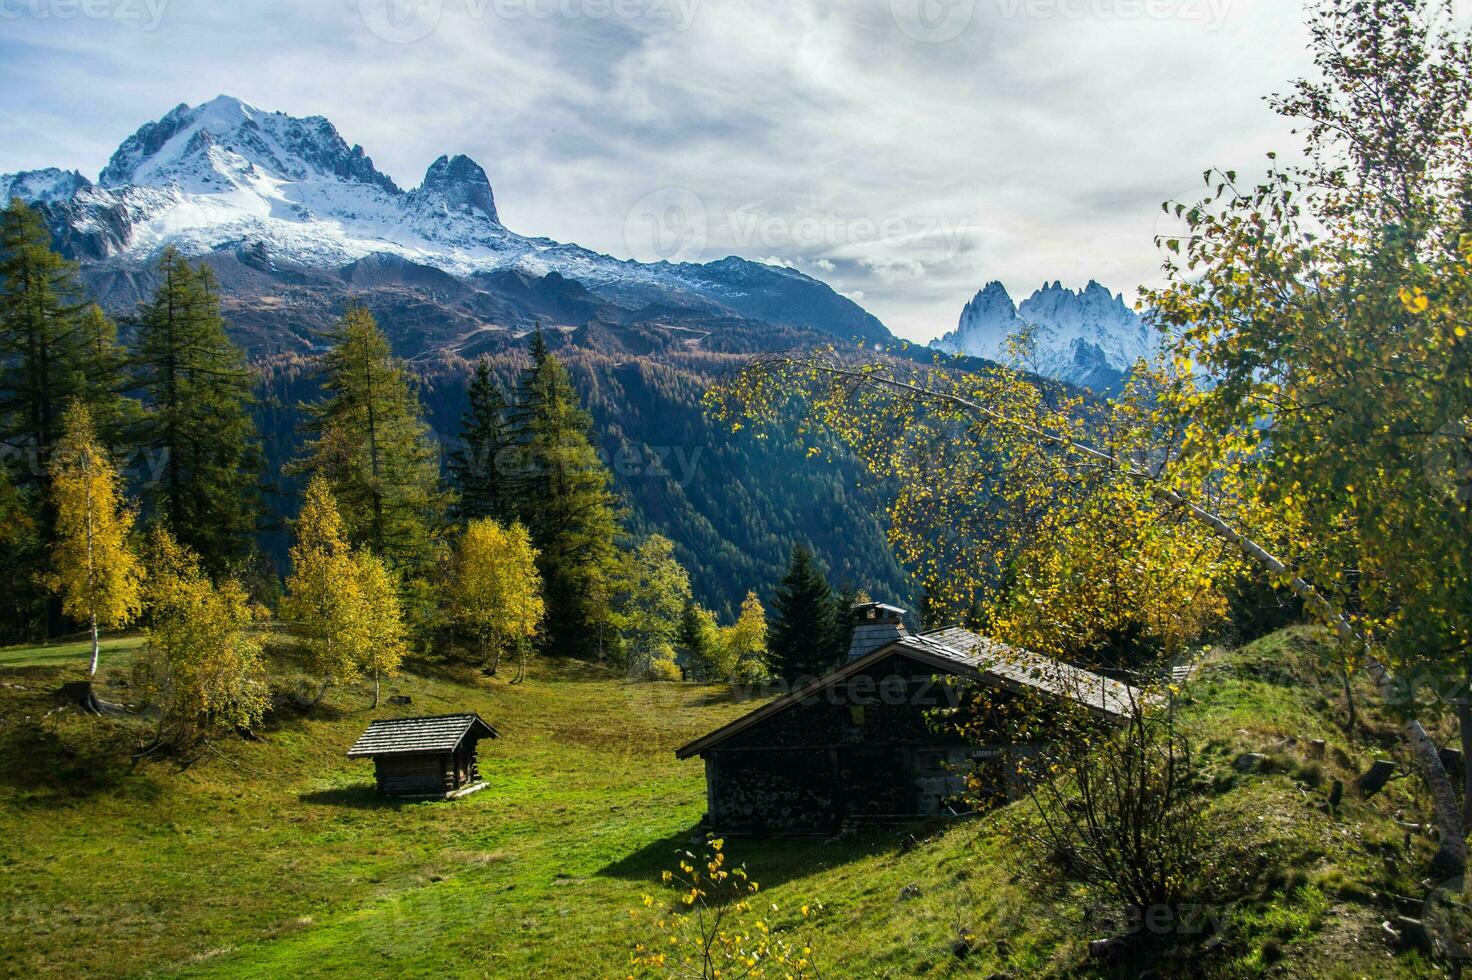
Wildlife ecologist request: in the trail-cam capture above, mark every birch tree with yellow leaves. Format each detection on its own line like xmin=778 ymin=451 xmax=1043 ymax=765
xmin=134 ymin=527 xmax=267 ymax=752
xmin=283 ymin=474 xmax=409 ymax=706
xmin=46 ymin=402 xmax=143 ymax=679
xmin=447 ymin=517 xmax=544 ymax=681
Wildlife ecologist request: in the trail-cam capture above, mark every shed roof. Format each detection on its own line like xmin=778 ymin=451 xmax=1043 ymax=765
xmin=675 ymin=627 xmax=1137 ymax=760
xmin=347 ymin=713 xmax=498 ymax=758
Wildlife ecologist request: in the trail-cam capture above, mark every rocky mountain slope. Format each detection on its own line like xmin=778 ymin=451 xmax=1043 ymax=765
xmin=932 ymin=279 xmax=1158 ymax=390
xmin=2 ymin=95 xmax=890 ymax=355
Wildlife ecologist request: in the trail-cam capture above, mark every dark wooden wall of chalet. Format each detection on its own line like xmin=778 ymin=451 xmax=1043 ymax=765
xmin=374 ymin=753 xmax=453 ymax=796
xmin=706 ymin=653 xmax=1014 ymax=833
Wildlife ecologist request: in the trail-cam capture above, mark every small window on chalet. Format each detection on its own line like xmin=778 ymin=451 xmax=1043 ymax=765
xmin=849 ymin=705 xmax=866 ymax=726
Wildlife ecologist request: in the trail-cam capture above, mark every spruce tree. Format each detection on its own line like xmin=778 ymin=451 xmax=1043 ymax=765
xmin=508 ymin=327 xmax=623 ymax=659
xmin=767 ymin=543 xmax=839 ymax=682
xmin=131 ymin=248 xmax=262 ymax=573
xmin=448 ymin=358 xmax=511 ymax=522
xmin=294 ymin=304 xmax=446 ymax=576
xmin=830 ymin=584 xmax=862 ymax=660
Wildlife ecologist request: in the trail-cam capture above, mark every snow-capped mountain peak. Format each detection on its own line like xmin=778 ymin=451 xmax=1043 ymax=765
xmin=1 ymin=96 xmax=893 ymax=350
xmin=97 ymin=95 xmax=399 ymax=194
xmin=933 ymin=278 xmax=1156 ymax=390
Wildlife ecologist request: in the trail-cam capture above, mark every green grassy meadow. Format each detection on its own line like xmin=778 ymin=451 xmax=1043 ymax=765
xmin=0 ymin=629 xmax=1453 ymax=977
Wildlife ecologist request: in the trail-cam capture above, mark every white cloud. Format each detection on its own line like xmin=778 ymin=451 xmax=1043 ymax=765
xmin=0 ymin=0 xmax=1315 ymax=342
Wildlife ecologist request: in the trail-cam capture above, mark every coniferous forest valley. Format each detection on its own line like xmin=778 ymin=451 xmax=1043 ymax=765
xmin=3 ymin=1 xmax=1472 ymax=976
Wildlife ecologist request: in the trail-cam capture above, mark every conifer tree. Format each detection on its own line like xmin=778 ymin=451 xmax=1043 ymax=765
xmin=295 ymin=305 xmax=445 ymax=576
xmin=0 ymin=200 xmax=131 ymax=478
xmin=678 ymin=598 xmax=722 ymax=680
xmin=448 ymin=358 xmax=511 ymax=522
xmin=767 ymin=543 xmax=839 ymax=682
xmin=0 ymin=202 xmax=133 ymax=641
xmin=45 ymin=402 xmax=144 ymax=676
xmin=0 ymin=464 xmax=44 ymax=643
xmin=131 ymin=247 xmax=262 ymax=573
xmin=508 ymin=327 xmax=623 ymax=658
xmin=830 ymin=584 xmax=863 ymax=659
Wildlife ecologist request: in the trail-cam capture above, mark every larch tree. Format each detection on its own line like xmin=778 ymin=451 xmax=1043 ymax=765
xmin=134 ymin=527 xmax=267 ymax=752
xmin=0 ymin=201 xmax=132 ymax=473
xmin=0 ymin=201 xmax=132 ymax=639
xmin=0 ymin=462 xmax=44 ymax=644
xmin=507 ymin=327 xmax=624 ymax=659
xmin=767 ymin=544 xmax=839 ymax=682
xmin=447 ymin=517 xmax=544 ymax=680
xmin=46 ymin=402 xmax=144 ymax=677
xmin=449 ymin=358 xmax=513 ymax=523
xmin=621 ymin=534 xmax=691 ymax=681
xmin=295 ymin=304 xmax=446 ymax=580
xmin=130 ymin=248 xmax=262 ymax=574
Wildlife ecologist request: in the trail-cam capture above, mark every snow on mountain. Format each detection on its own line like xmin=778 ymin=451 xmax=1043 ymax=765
xmin=1 ymin=168 xmax=92 ymax=203
xmin=932 ymin=279 xmax=1156 ymax=389
xmin=2 ymin=95 xmax=890 ymax=345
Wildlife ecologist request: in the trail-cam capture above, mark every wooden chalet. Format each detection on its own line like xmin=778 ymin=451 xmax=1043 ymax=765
xmin=347 ymin=713 xmax=498 ymax=798
xmin=676 ymin=602 xmax=1137 ymax=835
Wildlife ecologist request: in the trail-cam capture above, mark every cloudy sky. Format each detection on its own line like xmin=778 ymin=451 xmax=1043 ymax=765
xmin=0 ymin=0 xmax=1420 ymax=341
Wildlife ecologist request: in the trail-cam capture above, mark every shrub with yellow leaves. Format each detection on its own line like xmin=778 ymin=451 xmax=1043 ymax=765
xmin=628 ymin=837 xmax=823 ymax=979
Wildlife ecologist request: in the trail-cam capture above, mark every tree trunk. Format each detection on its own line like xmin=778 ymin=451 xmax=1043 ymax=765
xmin=512 ymin=644 xmax=526 ymax=685
xmin=487 ymin=636 xmax=500 ymax=676
xmin=1342 ymin=664 xmax=1357 ymax=737
xmin=88 ymin=612 xmax=100 ymax=677
xmin=372 ymin=662 xmax=380 ymax=708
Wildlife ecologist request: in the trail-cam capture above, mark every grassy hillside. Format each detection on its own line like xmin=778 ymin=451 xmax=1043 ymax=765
xmin=0 ymin=628 xmax=1455 ymax=977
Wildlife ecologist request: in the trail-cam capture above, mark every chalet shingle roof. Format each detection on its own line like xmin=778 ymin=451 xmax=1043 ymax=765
xmin=901 ymin=628 xmax=1138 ymax=718
xmin=675 ymin=626 xmax=1139 ymax=759
xmin=346 ymin=713 xmax=497 ymax=758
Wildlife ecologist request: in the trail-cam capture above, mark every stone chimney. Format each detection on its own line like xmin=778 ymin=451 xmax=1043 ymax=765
xmin=847 ymin=602 xmax=908 ymax=661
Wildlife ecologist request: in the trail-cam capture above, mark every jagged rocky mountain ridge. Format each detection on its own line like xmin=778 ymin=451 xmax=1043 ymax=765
xmin=2 ymin=95 xmax=891 ymax=354
xmin=932 ymin=279 xmax=1157 ymax=390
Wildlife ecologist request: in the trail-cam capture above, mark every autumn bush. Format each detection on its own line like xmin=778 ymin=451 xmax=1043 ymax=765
xmin=629 ymin=837 xmax=824 ymax=979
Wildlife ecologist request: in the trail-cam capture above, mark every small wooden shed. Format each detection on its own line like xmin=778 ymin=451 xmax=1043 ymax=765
xmin=347 ymin=713 xmax=498 ymax=798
